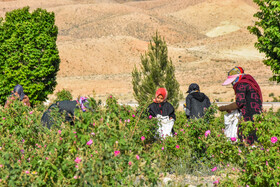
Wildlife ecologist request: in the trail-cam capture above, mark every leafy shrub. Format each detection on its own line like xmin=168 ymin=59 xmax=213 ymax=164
xmin=54 ymin=89 xmax=73 ymax=102
xmin=0 ymin=7 xmax=60 ymax=106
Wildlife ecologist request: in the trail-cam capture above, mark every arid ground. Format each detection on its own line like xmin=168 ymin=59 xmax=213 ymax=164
xmin=1 ymin=0 xmax=279 ymax=104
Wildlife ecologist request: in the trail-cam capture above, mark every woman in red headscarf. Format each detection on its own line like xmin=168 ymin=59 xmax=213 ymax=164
xmin=148 ymin=88 xmax=176 ymax=120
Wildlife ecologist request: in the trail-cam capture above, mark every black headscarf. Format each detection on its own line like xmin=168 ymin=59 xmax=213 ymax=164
xmin=13 ymin=85 xmax=26 ymax=101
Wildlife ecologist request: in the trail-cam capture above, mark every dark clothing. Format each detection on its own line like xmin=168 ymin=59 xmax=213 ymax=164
xmin=235 ymin=82 xmax=262 ymax=145
xmin=41 ymin=100 xmax=78 ymax=129
xmin=235 ymin=82 xmax=262 ymax=122
xmin=148 ymin=102 xmax=176 ymax=120
xmin=185 ymin=92 xmax=211 ymax=119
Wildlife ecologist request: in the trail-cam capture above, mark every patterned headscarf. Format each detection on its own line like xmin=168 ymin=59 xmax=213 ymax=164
xmin=228 ymin=67 xmax=244 ymax=85
xmin=77 ymin=96 xmax=88 ymax=112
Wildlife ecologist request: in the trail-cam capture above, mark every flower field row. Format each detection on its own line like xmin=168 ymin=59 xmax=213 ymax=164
xmin=0 ymin=96 xmax=280 ymax=186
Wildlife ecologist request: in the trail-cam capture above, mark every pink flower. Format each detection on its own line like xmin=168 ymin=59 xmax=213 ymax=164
xmin=162 ymin=147 xmax=164 ymax=150
xmin=149 ymin=115 xmax=152 ymax=119
xmin=2 ymin=117 xmax=5 ymax=120
xmin=127 ymin=119 xmax=130 ymax=123
xmin=176 ymin=145 xmax=180 ymax=149
xmin=211 ymin=167 xmax=217 ymax=172
xmin=231 ymin=137 xmax=237 ymax=142
xmin=128 ymin=161 xmax=132 ymax=166
xmin=29 ymin=111 xmax=34 ymax=114
xmin=238 ymin=149 xmax=242 ymax=153
xmin=217 ymin=134 xmax=220 ymax=137
xmin=220 ymin=151 xmax=223 ymax=154
xmin=271 ymin=137 xmax=278 ymax=143
xmin=136 ymin=155 xmax=140 ymax=160
xmin=213 ymin=179 xmax=219 ymax=184
xmin=45 ymin=157 xmax=49 ymax=160
xmin=93 ymin=123 xmax=95 ymax=126
xmin=91 ymin=132 xmax=95 ymax=136
xmin=232 ymin=167 xmax=235 ymax=171
xmin=22 ymin=139 xmax=25 ymax=143
xmin=266 ymin=161 xmax=268 ymax=166
xmin=74 ymin=176 xmax=78 ymax=179
xmin=174 ymin=132 xmax=177 ymax=136
xmin=75 ymin=157 xmax=82 ymax=163
xmin=58 ymin=130 xmax=61 ymax=134
xmin=25 ymin=171 xmax=30 ymax=174
xmin=141 ymin=136 xmax=145 ymax=141
xmin=198 ymin=137 xmax=201 ymax=139
xmin=73 ymin=131 xmax=77 ymax=134
xmin=132 ymin=114 xmax=135 ymax=118
xmin=205 ymin=130 xmax=211 ymax=137
xmin=114 ymin=151 xmax=120 ymax=157
xmin=277 ymin=182 xmax=279 ymax=186
xmin=87 ymin=139 xmax=93 ymax=145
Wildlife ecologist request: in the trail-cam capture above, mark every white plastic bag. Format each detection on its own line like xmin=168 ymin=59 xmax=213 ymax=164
xmin=224 ymin=109 xmax=241 ymax=139
xmin=156 ymin=115 xmax=174 ymax=138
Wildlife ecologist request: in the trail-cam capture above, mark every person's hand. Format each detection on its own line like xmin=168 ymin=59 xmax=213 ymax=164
xmin=170 ymin=117 xmax=173 ymax=120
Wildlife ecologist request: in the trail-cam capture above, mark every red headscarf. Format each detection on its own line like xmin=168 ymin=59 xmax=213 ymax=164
xmin=153 ymin=88 xmax=168 ymax=103
xmin=233 ymin=74 xmax=263 ymax=102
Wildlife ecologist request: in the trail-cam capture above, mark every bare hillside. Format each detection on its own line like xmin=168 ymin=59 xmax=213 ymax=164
xmin=0 ymin=0 xmax=279 ymax=103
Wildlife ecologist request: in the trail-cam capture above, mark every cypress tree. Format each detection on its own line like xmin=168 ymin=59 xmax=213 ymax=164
xmin=132 ymin=33 xmax=182 ymax=109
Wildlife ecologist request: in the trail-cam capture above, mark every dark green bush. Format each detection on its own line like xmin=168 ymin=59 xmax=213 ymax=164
xmin=0 ymin=7 xmax=60 ymax=106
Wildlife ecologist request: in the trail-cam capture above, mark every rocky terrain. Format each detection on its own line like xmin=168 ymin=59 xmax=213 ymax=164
xmin=1 ymin=0 xmax=279 ymax=104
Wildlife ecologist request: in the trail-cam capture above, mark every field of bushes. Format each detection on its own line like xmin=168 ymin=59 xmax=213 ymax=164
xmin=0 ymin=95 xmax=280 ymax=186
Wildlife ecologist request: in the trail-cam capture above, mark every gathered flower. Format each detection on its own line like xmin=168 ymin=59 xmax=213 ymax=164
xmin=114 ymin=151 xmax=120 ymax=157
xmin=141 ymin=136 xmax=145 ymax=141
xmin=136 ymin=155 xmax=140 ymax=160
xmin=271 ymin=137 xmax=278 ymax=144
xmin=211 ymin=167 xmax=217 ymax=172
xmin=205 ymin=130 xmax=211 ymax=137
xmin=75 ymin=157 xmax=82 ymax=163
xmin=87 ymin=139 xmax=93 ymax=145
xmin=231 ymin=137 xmax=237 ymax=142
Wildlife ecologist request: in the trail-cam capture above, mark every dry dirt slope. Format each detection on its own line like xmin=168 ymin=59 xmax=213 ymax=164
xmin=0 ymin=0 xmax=279 ymax=103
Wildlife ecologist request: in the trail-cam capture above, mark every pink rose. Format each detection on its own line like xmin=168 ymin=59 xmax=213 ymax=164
xmin=45 ymin=157 xmax=49 ymax=160
xmin=128 ymin=161 xmax=132 ymax=166
xmin=74 ymin=176 xmax=78 ymax=179
xmin=114 ymin=151 xmax=120 ymax=157
xmin=29 ymin=111 xmax=34 ymax=114
xmin=149 ymin=115 xmax=152 ymax=119
xmin=211 ymin=167 xmax=217 ymax=172
xmin=136 ymin=155 xmax=140 ymax=160
xmin=162 ymin=147 xmax=164 ymax=150
xmin=213 ymin=179 xmax=219 ymax=184
xmin=141 ymin=136 xmax=145 ymax=141
xmin=231 ymin=137 xmax=237 ymax=142
xmin=87 ymin=139 xmax=93 ymax=145
xmin=25 ymin=171 xmax=30 ymax=174
xmin=205 ymin=130 xmax=211 ymax=137
xmin=58 ymin=130 xmax=61 ymax=134
xmin=176 ymin=145 xmax=179 ymax=149
xmin=75 ymin=157 xmax=82 ymax=163
xmin=132 ymin=114 xmax=135 ymax=118
xmin=271 ymin=137 xmax=278 ymax=143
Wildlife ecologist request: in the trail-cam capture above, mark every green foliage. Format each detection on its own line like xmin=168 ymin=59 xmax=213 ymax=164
xmin=54 ymin=89 xmax=73 ymax=102
xmin=248 ymin=0 xmax=280 ymax=82
xmin=0 ymin=7 xmax=60 ymax=106
xmin=132 ymin=32 xmax=182 ymax=109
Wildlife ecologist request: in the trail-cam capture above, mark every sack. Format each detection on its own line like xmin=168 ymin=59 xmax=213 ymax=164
xmin=224 ymin=109 xmax=241 ymax=139
xmin=156 ymin=115 xmax=175 ymax=138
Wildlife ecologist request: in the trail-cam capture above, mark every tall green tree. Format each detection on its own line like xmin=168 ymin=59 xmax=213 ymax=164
xmin=132 ymin=33 xmax=182 ymax=109
xmin=0 ymin=7 xmax=60 ymax=106
xmin=248 ymin=0 xmax=280 ymax=82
